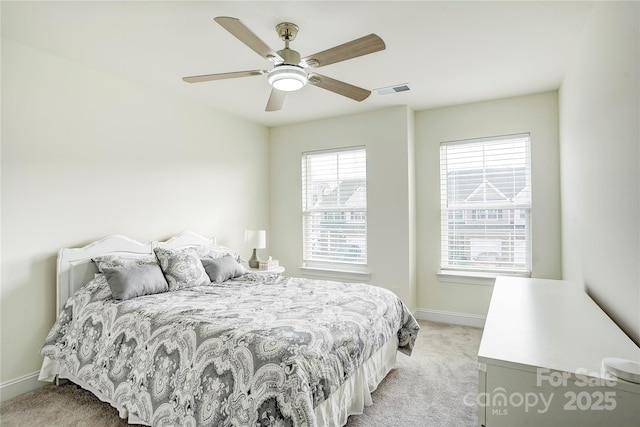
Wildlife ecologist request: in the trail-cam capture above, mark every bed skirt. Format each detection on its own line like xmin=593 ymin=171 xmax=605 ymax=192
xmin=39 ymin=334 xmax=399 ymax=427
xmin=314 ymin=334 xmax=399 ymax=426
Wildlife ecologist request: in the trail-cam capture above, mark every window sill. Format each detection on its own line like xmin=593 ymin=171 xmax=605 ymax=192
xmin=299 ymin=266 xmax=371 ymax=282
xmin=437 ymin=270 xmax=531 ymax=286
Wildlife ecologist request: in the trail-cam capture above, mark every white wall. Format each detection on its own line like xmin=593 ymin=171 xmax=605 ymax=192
xmin=559 ymin=2 xmax=639 ymax=344
xmin=415 ymin=92 xmax=562 ymax=318
xmin=269 ymin=106 xmax=416 ymax=309
xmin=0 ymin=39 xmax=270 ymax=388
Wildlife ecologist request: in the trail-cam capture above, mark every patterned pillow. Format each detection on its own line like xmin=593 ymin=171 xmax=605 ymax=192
xmin=153 ymin=247 xmax=210 ymax=291
xmin=193 ymin=244 xmax=241 ymax=262
xmin=92 ymin=254 xmax=158 ymax=273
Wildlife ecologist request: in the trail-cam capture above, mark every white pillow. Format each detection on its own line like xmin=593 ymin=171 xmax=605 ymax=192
xmin=92 ymin=254 xmax=157 ymax=273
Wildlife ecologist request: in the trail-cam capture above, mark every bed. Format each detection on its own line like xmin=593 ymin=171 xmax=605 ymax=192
xmin=39 ymin=231 xmax=420 ymax=426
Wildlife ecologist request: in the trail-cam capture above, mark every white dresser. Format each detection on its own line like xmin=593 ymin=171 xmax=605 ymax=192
xmin=478 ymin=277 xmax=640 ymax=426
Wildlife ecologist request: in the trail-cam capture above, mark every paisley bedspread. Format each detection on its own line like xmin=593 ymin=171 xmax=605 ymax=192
xmin=40 ymin=273 xmax=420 ymax=426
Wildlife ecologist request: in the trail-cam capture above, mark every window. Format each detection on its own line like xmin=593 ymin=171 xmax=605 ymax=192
xmin=302 ymin=147 xmax=367 ymax=269
xmin=440 ymin=134 xmax=531 ymax=275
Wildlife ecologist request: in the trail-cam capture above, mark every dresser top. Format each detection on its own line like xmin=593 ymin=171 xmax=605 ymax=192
xmin=478 ymin=277 xmax=640 ymax=381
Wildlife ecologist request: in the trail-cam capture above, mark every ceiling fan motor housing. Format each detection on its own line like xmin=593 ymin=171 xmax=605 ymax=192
xmin=277 ymin=47 xmax=302 ymax=66
xmin=271 ymin=22 xmax=307 ymax=91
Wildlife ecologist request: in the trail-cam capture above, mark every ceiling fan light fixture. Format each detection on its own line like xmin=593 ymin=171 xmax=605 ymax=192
xmin=268 ymin=65 xmax=308 ymax=91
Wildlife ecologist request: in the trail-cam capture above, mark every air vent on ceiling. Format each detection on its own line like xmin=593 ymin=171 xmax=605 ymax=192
xmin=376 ymin=83 xmax=411 ymax=95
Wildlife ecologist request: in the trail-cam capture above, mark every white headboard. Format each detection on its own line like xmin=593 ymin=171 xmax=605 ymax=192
xmin=56 ymin=231 xmax=217 ymax=314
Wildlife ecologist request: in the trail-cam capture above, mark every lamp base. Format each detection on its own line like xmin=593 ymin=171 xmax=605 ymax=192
xmin=248 ymin=248 xmax=261 ymax=269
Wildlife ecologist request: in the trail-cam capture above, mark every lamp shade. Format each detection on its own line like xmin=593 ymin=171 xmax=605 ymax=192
xmin=245 ymin=230 xmax=266 ymax=249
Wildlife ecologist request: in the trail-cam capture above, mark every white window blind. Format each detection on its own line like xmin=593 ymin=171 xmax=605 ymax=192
xmin=440 ymin=134 xmax=531 ymax=275
xmin=302 ymin=147 xmax=367 ymax=267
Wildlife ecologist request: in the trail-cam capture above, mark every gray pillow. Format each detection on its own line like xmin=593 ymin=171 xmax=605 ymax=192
xmin=154 ymin=247 xmax=210 ymax=291
xmin=202 ymin=255 xmax=247 ymax=283
xmin=102 ymin=264 xmax=169 ymax=301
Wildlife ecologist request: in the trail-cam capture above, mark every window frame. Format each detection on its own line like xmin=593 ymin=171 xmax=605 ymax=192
xmin=439 ymin=133 xmax=532 ymax=280
xmin=301 ymin=146 xmax=369 ymax=276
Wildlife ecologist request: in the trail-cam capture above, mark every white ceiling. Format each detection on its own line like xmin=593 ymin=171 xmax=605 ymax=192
xmin=2 ymin=1 xmax=594 ymax=127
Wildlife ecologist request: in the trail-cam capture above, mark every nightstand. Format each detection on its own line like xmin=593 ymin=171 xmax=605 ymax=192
xmin=246 ymin=266 xmax=285 ymax=275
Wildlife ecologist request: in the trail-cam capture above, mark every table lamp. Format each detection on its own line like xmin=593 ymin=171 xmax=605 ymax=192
xmin=245 ymin=230 xmax=266 ymax=269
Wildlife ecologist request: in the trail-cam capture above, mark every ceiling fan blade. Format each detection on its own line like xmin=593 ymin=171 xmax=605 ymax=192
xmin=308 ymin=73 xmax=371 ymax=102
xmin=302 ymin=34 xmax=385 ymax=68
xmin=214 ymin=17 xmax=283 ymax=62
xmin=265 ymin=89 xmax=287 ymax=112
xmin=182 ymin=70 xmax=266 ymax=83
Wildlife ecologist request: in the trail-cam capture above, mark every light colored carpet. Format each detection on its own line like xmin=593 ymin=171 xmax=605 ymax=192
xmin=0 ymin=320 xmax=482 ymax=427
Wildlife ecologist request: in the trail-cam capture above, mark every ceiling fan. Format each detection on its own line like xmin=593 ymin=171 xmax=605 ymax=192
xmin=182 ymin=17 xmax=386 ymax=112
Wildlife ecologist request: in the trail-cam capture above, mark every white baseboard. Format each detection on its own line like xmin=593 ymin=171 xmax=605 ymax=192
xmin=0 ymin=371 xmax=44 ymax=403
xmin=414 ymin=308 xmax=486 ymax=328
